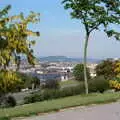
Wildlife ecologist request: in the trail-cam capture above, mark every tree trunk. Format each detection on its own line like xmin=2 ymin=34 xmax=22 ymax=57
xmin=83 ymin=33 xmax=89 ymax=94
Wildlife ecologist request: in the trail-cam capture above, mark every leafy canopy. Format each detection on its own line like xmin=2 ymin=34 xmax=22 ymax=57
xmin=62 ymin=0 xmax=120 ymax=36
xmin=0 ymin=5 xmax=40 ymax=95
xmin=96 ymin=59 xmax=116 ymax=79
xmin=73 ymin=64 xmax=90 ymax=81
xmin=0 ymin=70 xmax=22 ymax=94
xmin=0 ymin=5 xmax=40 ymax=69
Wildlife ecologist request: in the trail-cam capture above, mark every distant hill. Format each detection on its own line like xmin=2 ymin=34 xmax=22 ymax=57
xmin=39 ymin=56 xmax=101 ymax=63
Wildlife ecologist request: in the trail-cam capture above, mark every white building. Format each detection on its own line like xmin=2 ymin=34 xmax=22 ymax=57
xmin=87 ymin=63 xmax=97 ymax=78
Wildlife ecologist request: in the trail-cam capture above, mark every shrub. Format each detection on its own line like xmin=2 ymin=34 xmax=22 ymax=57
xmin=44 ymin=80 xmax=60 ymax=89
xmin=0 ymin=95 xmax=16 ymax=108
xmin=24 ymin=93 xmax=44 ymax=104
xmin=24 ymin=83 xmax=85 ymax=104
xmin=109 ymin=77 xmax=120 ymax=91
xmin=24 ymin=76 xmax=110 ymax=104
xmin=61 ymin=82 xmax=85 ymax=97
xmin=89 ymin=76 xmax=109 ymax=93
xmin=6 ymin=95 xmax=16 ymax=107
xmin=95 ymin=60 xmax=115 ymax=79
xmin=0 ymin=117 xmax=10 ymax=120
xmin=43 ymin=89 xmax=59 ymax=100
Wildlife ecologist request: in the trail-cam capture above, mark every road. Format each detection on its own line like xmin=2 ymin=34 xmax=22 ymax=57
xmin=21 ymin=102 xmax=120 ymax=120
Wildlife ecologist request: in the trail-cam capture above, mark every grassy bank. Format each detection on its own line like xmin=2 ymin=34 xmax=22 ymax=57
xmin=0 ymin=92 xmax=120 ymax=119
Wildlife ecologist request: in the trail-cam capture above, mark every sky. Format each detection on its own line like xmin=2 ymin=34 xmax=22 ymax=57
xmin=1 ymin=0 xmax=120 ymax=59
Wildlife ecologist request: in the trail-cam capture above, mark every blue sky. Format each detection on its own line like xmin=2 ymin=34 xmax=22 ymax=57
xmin=1 ymin=0 xmax=120 ymax=59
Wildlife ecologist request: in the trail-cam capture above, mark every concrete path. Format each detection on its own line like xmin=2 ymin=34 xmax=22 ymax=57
xmin=21 ymin=102 xmax=120 ymax=120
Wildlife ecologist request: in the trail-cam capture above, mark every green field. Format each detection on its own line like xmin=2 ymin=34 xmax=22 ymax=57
xmin=0 ymin=92 xmax=120 ymax=119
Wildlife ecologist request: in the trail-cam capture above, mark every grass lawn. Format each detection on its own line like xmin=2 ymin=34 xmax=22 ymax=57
xmin=0 ymin=92 xmax=120 ymax=119
xmin=60 ymin=80 xmax=79 ymax=87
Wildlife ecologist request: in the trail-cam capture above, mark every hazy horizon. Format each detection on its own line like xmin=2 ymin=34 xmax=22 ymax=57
xmin=39 ymin=55 xmax=118 ymax=60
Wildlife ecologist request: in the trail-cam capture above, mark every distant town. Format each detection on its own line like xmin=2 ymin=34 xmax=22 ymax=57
xmin=7 ymin=56 xmax=109 ymax=86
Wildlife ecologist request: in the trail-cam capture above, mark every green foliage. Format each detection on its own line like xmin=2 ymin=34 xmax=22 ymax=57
xmin=73 ymin=64 xmax=90 ymax=81
xmin=24 ymin=76 xmax=110 ymax=104
xmin=25 ymin=76 xmax=110 ymax=103
xmin=15 ymin=73 xmax=40 ymax=91
xmin=62 ymin=0 xmax=120 ymax=35
xmin=114 ymin=60 xmax=120 ymax=78
xmin=0 ymin=70 xmax=22 ymax=94
xmin=0 ymin=5 xmax=40 ymax=69
xmin=17 ymin=73 xmax=33 ymax=89
xmin=24 ymin=83 xmax=85 ymax=104
xmin=24 ymin=93 xmax=43 ymax=103
xmin=1 ymin=92 xmax=120 ymax=119
xmin=60 ymin=80 xmax=79 ymax=87
xmin=18 ymin=73 xmax=34 ymax=89
xmin=62 ymin=0 xmax=120 ymax=94
xmin=89 ymin=76 xmax=109 ymax=93
xmin=0 ymin=117 xmax=10 ymax=120
xmin=44 ymin=80 xmax=60 ymax=89
xmin=96 ymin=60 xmax=116 ymax=79
xmin=0 ymin=5 xmax=40 ymax=95
xmin=1 ymin=5 xmax=11 ymax=14
xmin=6 ymin=96 xmax=16 ymax=107
xmin=0 ymin=95 xmax=16 ymax=108
xmin=31 ymin=76 xmax=40 ymax=89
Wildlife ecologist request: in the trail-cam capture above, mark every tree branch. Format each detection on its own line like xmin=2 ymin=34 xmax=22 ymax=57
xmin=89 ymin=22 xmax=101 ymax=33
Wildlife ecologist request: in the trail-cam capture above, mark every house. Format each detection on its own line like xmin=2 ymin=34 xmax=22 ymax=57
xmin=34 ymin=72 xmax=70 ymax=82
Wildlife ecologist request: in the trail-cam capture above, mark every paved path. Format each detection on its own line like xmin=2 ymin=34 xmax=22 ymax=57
xmin=22 ymin=102 xmax=120 ymax=120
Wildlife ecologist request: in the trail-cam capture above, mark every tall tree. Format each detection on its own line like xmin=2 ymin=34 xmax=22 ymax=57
xmin=62 ymin=0 xmax=120 ymax=94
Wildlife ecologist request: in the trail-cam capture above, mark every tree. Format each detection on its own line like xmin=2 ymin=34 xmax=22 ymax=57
xmin=96 ymin=59 xmax=116 ymax=79
xmin=0 ymin=5 xmax=40 ymax=70
xmin=62 ymin=0 xmax=120 ymax=94
xmin=16 ymin=73 xmax=40 ymax=91
xmin=31 ymin=76 xmax=40 ymax=89
xmin=73 ymin=64 xmax=90 ymax=81
xmin=0 ymin=70 xmax=22 ymax=95
xmin=15 ymin=73 xmax=33 ymax=91
xmin=114 ymin=60 xmax=120 ymax=78
xmin=0 ymin=5 xmax=40 ymax=95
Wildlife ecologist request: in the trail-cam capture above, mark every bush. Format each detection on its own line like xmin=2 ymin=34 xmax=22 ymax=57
xmin=0 ymin=117 xmax=10 ymax=120
xmin=73 ymin=64 xmax=90 ymax=81
xmin=95 ymin=60 xmax=116 ymax=79
xmin=43 ymin=89 xmax=60 ymax=100
xmin=24 ymin=94 xmax=43 ymax=104
xmin=89 ymin=76 xmax=109 ymax=93
xmin=44 ymin=80 xmax=60 ymax=89
xmin=109 ymin=77 xmax=120 ymax=91
xmin=0 ymin=95 xmax=16 ymax=108
xmin=6 ymin=96 xmax=16 ymax=107
xmin=24 ymin=83 xmax=85 ymax=104
xmin=24 ymin=76 xmax=110 ymax=104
